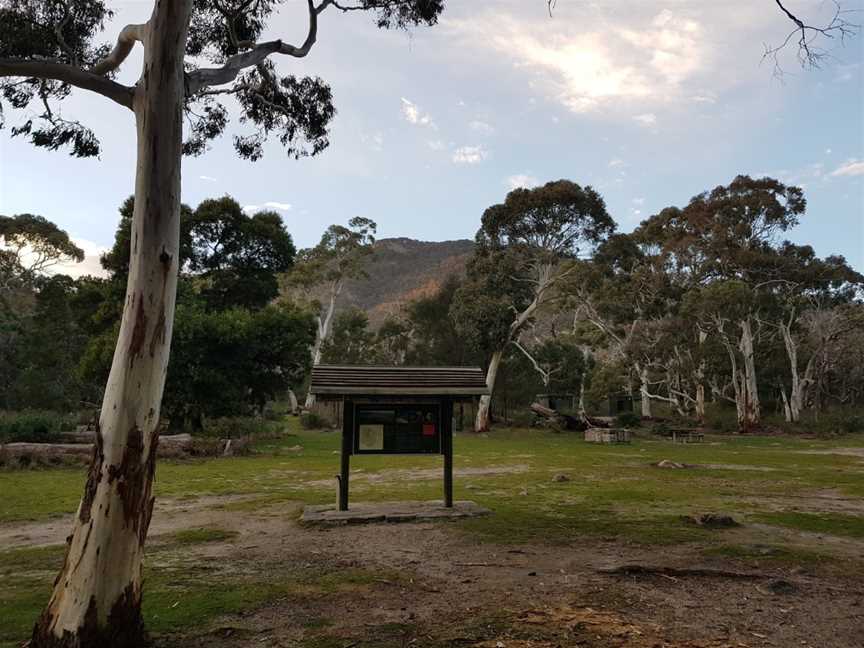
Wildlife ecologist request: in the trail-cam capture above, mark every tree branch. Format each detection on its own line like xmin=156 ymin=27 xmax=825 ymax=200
xmin=766 ymin=0 xmax=859 ymax=75
xmin=0 ymin=60 xmax=134 ymax=109
xmin=90 ymin=23 xmax=148 ymax=76
xmin=187 ymin=0 xmax=325 ymax=95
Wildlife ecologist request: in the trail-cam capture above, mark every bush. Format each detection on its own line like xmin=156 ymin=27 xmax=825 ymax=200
xmin=200 ymin=416 xmax=263 ymax=439
xmin=703 ymin=404 xmax=738 ymax=434
xmin=0 ymin=411 xmax=71 ymax=443
xmin=299 ymin=411 xmax=328 ymax=430
xmin=806 ymin=410 xmax=864 ymax=437
xmin=615 ymin=412 xmax=641 ymax=428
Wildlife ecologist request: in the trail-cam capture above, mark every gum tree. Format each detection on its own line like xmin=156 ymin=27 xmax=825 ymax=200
xmin=456 ymin=180 xmax=614 ymax=432
xmin=640 ymin=175 xmax=806 ymax=431
xmin=285 ymin=216 xmax=376 ymax=408
xmin=0 ymin=1 xmax=443 ymax=645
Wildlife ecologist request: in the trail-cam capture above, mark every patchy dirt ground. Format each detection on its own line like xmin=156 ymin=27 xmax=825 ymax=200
xmin=4 ymin=429 xmax=863 ymax=648
xmin=8 ymin=492 xmax=858 ymax=648
xmin=170 ymin=506 xmax=863 ymax=647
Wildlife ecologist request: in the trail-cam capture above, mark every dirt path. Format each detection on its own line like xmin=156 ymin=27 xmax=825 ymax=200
xmin=6 ymin=492 xmax=863 ymax=647
xmin=163 ymin=513 xmax=864 ymax=648
xmin=0 ymin=494 xmax=264 ymax=548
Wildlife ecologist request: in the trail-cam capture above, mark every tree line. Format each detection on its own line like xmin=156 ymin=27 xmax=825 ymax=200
xmin=308 ymin=177 xmax=864 ymax=434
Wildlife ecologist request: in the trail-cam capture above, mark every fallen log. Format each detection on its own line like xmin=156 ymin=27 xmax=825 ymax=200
xmin=1 ymin=442 xmax=92 ymax=458
xmin=529 ymin=403 xmax=586 ymax=431
xmin=1 ymin=433 xmax=216 ymax=463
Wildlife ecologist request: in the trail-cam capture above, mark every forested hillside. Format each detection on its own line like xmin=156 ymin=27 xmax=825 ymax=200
xmin=341 ymin=238 xmax=473 ymax=326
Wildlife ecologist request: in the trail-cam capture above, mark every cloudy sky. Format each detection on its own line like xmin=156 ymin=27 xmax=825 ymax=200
xmin=1 ymin=0 xmax=862 ymax=277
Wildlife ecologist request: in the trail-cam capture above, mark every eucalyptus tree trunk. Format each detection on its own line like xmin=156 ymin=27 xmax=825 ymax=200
xmin=475 ymin=349 xmax=502 ymax=432
xmin=31 ymin=2 xmax=190 ymax=645
xmin=638 ymin=364 xmax=652 ymax=418
xmin=695 ymin=382 xmax=706 ymax=422
xmin=779 ymin=318 xmax=817 ymax=424
xmin=694 ymin=328 xmax=707 ymax=423
xmin=305 ymin=280 xmax=341 ymax=409
xmin=738 ymin=318 xmax=761 ymax=430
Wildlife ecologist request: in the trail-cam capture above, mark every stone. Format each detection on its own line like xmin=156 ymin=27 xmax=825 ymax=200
xmin=768 ymin=579 xmax=797 ymax=595
xmin=552 ymin=474 xmax=570 ymax=482
xmin=653 ymin=459 xmax=687 ymax=469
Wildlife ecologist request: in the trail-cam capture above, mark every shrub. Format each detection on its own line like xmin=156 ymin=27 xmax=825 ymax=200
xmin=653 ymin=421 xmax=670 ymax=436
xmin=703 ymin=404 xmax=738 ymax=434
xmin=615 ymin=412 xmax=641 ymax=428
xmin=299 ymin=411 xmax=328 ymax=430
xmin=200 ymin=416 xmax=263 ymax=439
xmin=0 ymin=411 xmax=70 ymax=443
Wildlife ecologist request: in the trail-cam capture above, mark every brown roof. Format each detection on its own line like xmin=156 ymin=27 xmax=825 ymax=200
xmin=309 ymin=365 xmax=490 ymax=396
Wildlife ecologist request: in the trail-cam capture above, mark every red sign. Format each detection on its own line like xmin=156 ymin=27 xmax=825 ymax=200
xmin=422 ymin=423 xmax=436 ymax=436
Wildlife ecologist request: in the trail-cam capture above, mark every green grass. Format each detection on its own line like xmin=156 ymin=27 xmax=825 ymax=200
xmin=172 ymin=527 xmax=238 ymax=544
xmin=1 ymin=421 xmax=862 ymax=647
xmin=0 ymin=546 xmax=396 ymax=647
xmin=752 ymin=511 xmax=864 ymax=538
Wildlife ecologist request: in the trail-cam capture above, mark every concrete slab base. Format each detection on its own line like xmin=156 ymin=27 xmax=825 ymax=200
xmin=300 ymin=500 xmax=491 ymax=525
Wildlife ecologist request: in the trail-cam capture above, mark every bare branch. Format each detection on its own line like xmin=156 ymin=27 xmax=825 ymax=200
xmin=0 ymin=59 xmax=134 ymax=109
xmin=766 ymin=0 xmax=860 ymax=76
xmin=90 ymin=23 xmax=148 ymax=76
xmin=187 ymin=0 xmax=325 ymax=95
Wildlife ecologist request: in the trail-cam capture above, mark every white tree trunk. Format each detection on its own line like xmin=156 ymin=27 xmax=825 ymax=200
xmin=695 ymin=383 xmax=706 ymax=422
xmin=694 ymin=328 xmax=707 ymax=423
xmin=780 ymin=319 xmax=810 ymax=424
xmin=32 ymin=3 xmax=190 ymax=645
xmin=639 ymin=365 xmax=652 ymax=418
xmin=738 ymin=318 xmax=761 ymax=430
xmin=475 ymin=349 xmax=503 ymax=432
xmin=304 ymin=280 xmax=341 ymax=409
xmin=780 ymin=386 xmax=793 ymax=423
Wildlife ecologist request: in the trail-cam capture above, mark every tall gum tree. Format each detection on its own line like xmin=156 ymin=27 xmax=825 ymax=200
xmin=455 ymin=180 xmax=615 ymax=432
xmin=757 ymin=244 xmax=863 ymax=423
xmin=0 ymin=1 xmax=443 ymax=645
xmin=639 ymin=176 xmax=807 ymax=431
xmin=283 ymin=217 xmax=376 ymax=408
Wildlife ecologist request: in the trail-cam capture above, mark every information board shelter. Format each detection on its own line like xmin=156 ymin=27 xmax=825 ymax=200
xmin=309 ymin=365 xmax=490 ymax=511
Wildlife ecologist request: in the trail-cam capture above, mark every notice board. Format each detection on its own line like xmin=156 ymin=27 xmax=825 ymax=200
xmin=352 ymin=403 xmax=441 ymax=454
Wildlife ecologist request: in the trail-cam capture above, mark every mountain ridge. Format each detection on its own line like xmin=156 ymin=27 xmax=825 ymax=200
xmin=340 ymin=237 xmax=474 ymax=326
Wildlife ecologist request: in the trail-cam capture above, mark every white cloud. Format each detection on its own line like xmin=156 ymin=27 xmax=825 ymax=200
xmin=426 ymin=139 xmax=446 ymax=151
xmin=691 ymin=94 xmax=716 ymax=103
xmin=52 ymin=237 xmax=109 ymax=279
xmin=633 ymin=113 xmax=657 ymax=126
xmin=825 ymin=148 xmax=832 ymax=155
xmin=360 ymin=131 xmax=384 ymax=152
xmin=608 ymin=158 xmax=626 ymax=168
xmin=444 ymin=9 xmax=710 ymax=114
xmin=632 ymin=197 xmax=645 ymax=205
xmin=243 ymin=202 xmax=293 ymax=213
xmin=199 ymin=175 xmax=217 ymax=182
xmin=506 ymin=174 xmax=540 ymax=190
xmin=452 ymin=145 xmax=488 ymax=165
xmin=400 ymin=98 xmax=436 ymax=129
xmin=830 ymin=159 xmax=864 ymax=177
xmin=468 ymin=120 xmax=495 ymax=135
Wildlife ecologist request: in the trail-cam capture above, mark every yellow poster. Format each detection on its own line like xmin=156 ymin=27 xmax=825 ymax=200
xmin=358 ymin=424 xmax=384 ymax=450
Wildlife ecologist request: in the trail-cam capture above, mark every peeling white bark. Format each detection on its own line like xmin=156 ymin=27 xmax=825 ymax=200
xmin=304 ymin=278 xmax=341 ymax=409
xmin=738 ymin=318 xmax=761 ymax=429
xmin=32 ymin=2 xmax=190 ymax=644
xmin=475 ymin=349 xmax=502 ymax=432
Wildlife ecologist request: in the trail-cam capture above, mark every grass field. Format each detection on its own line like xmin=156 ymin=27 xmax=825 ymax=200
xmin=1 ymin=422 xmax=863 ymax=647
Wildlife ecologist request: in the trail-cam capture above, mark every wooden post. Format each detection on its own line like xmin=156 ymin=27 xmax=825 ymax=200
xmin=339 ymin=399 xmax=353 ymax=511
xmin=443 ymin=398 xmax=453 ymax=508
